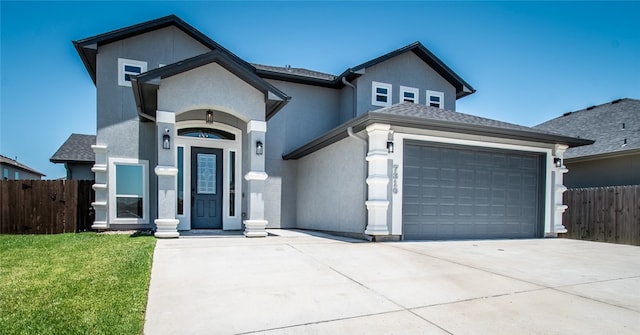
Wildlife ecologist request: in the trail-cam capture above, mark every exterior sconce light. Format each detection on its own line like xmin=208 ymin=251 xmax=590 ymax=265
xmin=554 ymin=157 xmax=562 ymax=168
xmin=206 ymin=110 xmax=214 ymax=124
xmin=386 ymin=141 xmax=394 ymax=154
xmin=256 ymin=141 xmax=263 ymax=155
xmin=162 ymin=134 xmax=171 ymax=150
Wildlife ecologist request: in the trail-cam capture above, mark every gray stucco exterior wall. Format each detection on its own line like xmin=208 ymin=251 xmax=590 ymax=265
xmin=0 ymin=164 xmax=42 ymax=180
xmin=565 ymin=154 xmax=640 ymax=188
xmin=95 ymin=26 xmax=210 ymax=226
xmin=295 ymin=136 xmax=367 ymax=233
xmin=354 ymin=52 xmax=457 ymax=115
xmin=67 ymin=163 xmax=94 ymax=180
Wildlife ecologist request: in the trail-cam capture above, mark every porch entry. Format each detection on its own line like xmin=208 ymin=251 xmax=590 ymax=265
xmin=191 ymin=147 xmax=223 ymax=229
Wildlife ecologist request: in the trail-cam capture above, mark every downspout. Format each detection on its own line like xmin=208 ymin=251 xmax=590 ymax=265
xmin=342 ymin=77 xmax=357 ymax=118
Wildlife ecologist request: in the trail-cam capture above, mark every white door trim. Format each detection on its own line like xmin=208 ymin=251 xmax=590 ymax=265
xmin=175 ymin=121 xmax=242 ymax=230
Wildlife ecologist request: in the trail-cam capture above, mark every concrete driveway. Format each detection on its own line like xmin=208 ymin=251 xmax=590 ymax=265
xmin=144 ymin=230 xmax=640 ymax=334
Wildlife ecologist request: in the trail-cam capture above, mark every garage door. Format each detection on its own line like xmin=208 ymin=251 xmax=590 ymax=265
xmin=402 ymin=141 xmax=544 ymax=240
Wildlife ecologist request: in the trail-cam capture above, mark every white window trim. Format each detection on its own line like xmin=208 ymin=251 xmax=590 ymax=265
xmin=372 ymin=81 xmax=392 ymax=107
xmin=426 ymin=90 xmax=444 ymax=109
xmin=400 ymin=86 xmax=419 ymax=103
xmin=109 ymin=158 xmax=149 ymax=224
xmin=118 ymin=58 xmax=147 ymax=87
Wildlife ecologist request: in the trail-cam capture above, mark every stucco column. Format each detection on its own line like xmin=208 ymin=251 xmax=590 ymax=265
xmin=154 ymin=111 xmax=179 ymax=238
xmin=551 ymin=144 xmax=569 ymax=235
xmin=91 ymin=145 xmax=108 ymax=230
xmin=364 ymin=123 xmax=390 ymax=236
xmin=244 ymin=120 xmax=268 ymax=237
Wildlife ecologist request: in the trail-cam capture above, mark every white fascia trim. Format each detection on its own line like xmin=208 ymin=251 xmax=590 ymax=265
xmin=389 ymin=132 xmax=554 ymax=237
xmin=156 ymin=111 xmax=175 ymax=124
xmin=247 ymin=120 xmax=267 ymax=133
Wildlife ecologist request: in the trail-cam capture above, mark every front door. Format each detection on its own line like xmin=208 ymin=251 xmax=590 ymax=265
xmin=191 ymin=147 xmax=223 ymax=229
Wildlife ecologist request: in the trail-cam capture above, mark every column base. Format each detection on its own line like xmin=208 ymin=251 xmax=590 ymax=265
xmin=243 ymin=220 xmax=268 ymax=238
xmin=154 ymin=219 xmax=179 ymax=238
xmin=91 ymin=221 xmax=108 ymax=230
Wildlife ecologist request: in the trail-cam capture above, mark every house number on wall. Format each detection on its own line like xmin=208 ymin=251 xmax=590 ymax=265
xmin=392 ymin=165 xmax=399 ymax=194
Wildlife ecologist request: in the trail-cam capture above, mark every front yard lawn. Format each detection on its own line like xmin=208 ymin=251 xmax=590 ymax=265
xmin=0 ymin=233 xmax=156 ymax=335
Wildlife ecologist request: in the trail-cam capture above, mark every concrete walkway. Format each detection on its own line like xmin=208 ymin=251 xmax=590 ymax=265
xmin=144 ymin=230 xmax=640 ymax=334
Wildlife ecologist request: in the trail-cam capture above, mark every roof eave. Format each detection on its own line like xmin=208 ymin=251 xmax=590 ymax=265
xmin=565 ymin=147 xmax=640 ymax=164
xmin=283 ymin=112 xmax=593 ymax=160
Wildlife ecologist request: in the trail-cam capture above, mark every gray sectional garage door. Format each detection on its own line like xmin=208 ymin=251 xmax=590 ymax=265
xmin=402 ymin=141 xmax=544 ymax=240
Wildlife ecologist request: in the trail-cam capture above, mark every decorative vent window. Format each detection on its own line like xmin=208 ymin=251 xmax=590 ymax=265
xmin=178 ymin=128 xmax=236 ymax=140
xmin=372 ymin=81 xmax=392 ymax=107
xmin=118 ymin=58 xmax=147 ymax=87
xmin=109 ymin=159 xmax=149 ymax=223
xmin=426 ymin=90 xmax=444 ymax=109
xmin=400 ymin=86 xmax=419 ymax=103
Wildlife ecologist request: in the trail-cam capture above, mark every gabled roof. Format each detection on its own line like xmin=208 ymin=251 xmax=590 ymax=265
xmin=131 ymin=50 xmax=290 ymax=121
xmin=0 ymin=155 xmax=45 ymax=177
xmin=254 ymin=42 xmax=476 ymax=98
xmin=284 ymin=103 xmax=592 ymax=160
xmin=73 ymin=14 xmax=251 ymax=84
xmin=50 ymin=134 xmax=96 ymax=163
xmin=535 ymin=98 xmax=640 ymax=161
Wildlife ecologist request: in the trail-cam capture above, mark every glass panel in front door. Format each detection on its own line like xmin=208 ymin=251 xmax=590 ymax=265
xmin=197 ymin=153 xmax=216 ymax=194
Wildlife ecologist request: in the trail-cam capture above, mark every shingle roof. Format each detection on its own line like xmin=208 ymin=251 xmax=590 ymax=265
xmin=0 ymin=155 xmax=45 ymax=176
xmin=252 ymin=64 xmax=336 ymax=81
xmin=284 ymin=102 xmax=592 ymax=160
xmin=254 ymin=42 xmax=476 ymax=99
xmin=376 ymin=103 xmax=552 ymax=134
xmin=535 ymin=98 xmax=640 ymax=160
xmin=50 ymin=134 xmax=96 ymax=163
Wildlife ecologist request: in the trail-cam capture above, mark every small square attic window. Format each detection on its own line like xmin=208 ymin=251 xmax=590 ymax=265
xmin=118 ymin=58 xmax=147 ymax=87
xmin=426 ymin=90 xmax=444 ymax=109
xmin=400 ymin=86 xmax=419 ymax=103
xmin=372 ymin=81 xmax=392 ymax=107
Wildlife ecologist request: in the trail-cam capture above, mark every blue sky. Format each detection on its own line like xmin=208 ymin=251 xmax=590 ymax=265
xmin=1 ymin=1 xmax=639 ymax=179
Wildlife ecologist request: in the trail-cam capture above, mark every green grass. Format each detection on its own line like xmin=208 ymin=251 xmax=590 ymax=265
xmin=0 ymin=233 xmax=156 ymax=335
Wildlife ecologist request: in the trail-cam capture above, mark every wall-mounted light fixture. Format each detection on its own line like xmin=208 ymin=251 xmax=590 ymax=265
xmin=387 ymin=130 xmax=394 ymax=154
xmin=256 ymin=141 xmax=264 ymax=155
xmin=206 ymin=110 xmax=214 ymax=124
xmin=163 ymin=135 xmax=171 ymax=150
xmin=554 ymin=157 xmax=562 ymax=168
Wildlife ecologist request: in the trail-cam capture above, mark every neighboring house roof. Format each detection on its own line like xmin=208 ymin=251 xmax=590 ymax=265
xmin=50 ymin=134 xmax=96 ymax=163
xmin=0 ymin=154 xmax=46 ymax=177
xmin=254 ymin=42 xmax=476 ymax=99
xmin=73 ymin=14 xmax=252 ymax=85
xmin=132 ymin=50 xmax=290 ymax=121
xmin=284 ymin=102 xmax=592 ymax=160
xmin=535 ymin=98 xmax=640 ymax=161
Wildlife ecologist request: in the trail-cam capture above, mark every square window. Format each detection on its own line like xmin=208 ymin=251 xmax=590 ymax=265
xmin=426 ymin=90 xmax=444 ymax=109
xmin=372 ymin=81 xmax=392 ymax=107
xmin=400 ymin=86 xmax=419 ymax=103
xmin=118 ymin=58 xmax=147 ymax=87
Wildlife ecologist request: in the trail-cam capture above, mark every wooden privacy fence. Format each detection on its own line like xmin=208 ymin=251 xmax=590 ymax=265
xmin=563 ymin=185 xmax=640 ymax=246
xmin=0 ymin=180 xmax=94 ymax=234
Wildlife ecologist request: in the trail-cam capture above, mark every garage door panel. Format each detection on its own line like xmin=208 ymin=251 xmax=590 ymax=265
xmin=403 ymin=142 xmax=543 ymax=240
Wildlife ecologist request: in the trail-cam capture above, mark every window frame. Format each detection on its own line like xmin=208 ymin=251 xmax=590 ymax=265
xmin=118 ymin=58 xmax=148 ymax=87
xmin=426 ymin=90 xmax=445 ymax=109
xmin=400 ymin=86 xmax=419 ymax=103
xmin=109 ymin=158 xmax=149 ymax=224
xmin=372 ymin=81 xmax=393 ymax=107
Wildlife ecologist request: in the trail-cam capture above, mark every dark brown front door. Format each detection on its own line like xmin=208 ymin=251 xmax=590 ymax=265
xmin=191 ymin=147 xmax=223 ymax=229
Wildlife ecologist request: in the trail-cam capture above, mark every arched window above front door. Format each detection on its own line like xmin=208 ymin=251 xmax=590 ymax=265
xmin=177 ymin=128 xmax=236 ymax=140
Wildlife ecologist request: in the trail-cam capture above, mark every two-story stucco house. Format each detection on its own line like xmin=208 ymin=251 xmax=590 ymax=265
xmin=73 ymin=15 xmax=591 ymax=240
